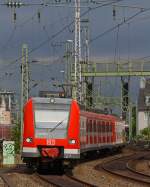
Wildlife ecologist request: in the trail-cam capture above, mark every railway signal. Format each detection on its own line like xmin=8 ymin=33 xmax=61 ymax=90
xmin=6 ymin=1 xmax=23 ymax=8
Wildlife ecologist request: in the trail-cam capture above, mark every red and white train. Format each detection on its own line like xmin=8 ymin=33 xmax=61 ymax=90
xmin=22 ymin=97 xmax=125 ymax=168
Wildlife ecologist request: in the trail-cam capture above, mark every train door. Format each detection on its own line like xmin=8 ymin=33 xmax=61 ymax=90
xmin=89 ymin=119 xmax=93 ymax=145
xmin=99 ymin=121 xmax=102 ymax=144
xmin=88 ymin=120 xmax=91 ymax=145
xmin=104 ymin=122 xmax=106 ymax=144
xmin=91 ymin=120 xmax=94 ymax=145
xmin=102 ymin=121 xmax=105 ymax=144
xmin=93 ymin=120 xmax=96 ymax=144
xmin=83 ymin=117 xmax=87 ymax=147
xmin=104 ymin=121 xmax=107 ymax=144
xmin=104 ymin=122 xmax=106 ymax=143
xmin=97 ymin=120 xmax=99 ymax=145
xmin=106 ymin=121 xmax=110 ymax=143
xmin=80 ymin=116 xmax=86 ymax=149
xmin=86 ymin=119 xmax=89 ymax=145
xmin=96 ymin=121 xmax=99 ymax=144
xmin=106 ymin=122 xmax=108 ymax=143
xmin=108 ymin=121 xmax=110 ymax=143
xmin=110 ymin=122 xmax=113 ymax=143
xmin=96 ymin=120 xmax=98 ymax=145
xmin=108 ymin=121 xmax=111 ymax=143
xmin=80 ymin=117 xmax=83 ymax=148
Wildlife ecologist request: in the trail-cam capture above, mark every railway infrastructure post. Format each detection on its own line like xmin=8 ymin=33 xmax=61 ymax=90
xmin=148 ymin=111 xmax=150 ymax=145
xmin=64 ymin=40 xmax=73 ymax=98
xmin=129 ymin=102 xmax=133 ymax=142
xmin=121 ymin=76 xmax=130 ymax=122
xmin=21 ymin=44 xmax=29 ymax=144
xmin=73 ymin=0 xmax=82 ymax=103
xmin=146 ymin=106 xmax=150 ymax=144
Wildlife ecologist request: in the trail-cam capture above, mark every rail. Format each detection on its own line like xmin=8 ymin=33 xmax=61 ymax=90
xmin=100 ymin=152 xmax=150 ymax=184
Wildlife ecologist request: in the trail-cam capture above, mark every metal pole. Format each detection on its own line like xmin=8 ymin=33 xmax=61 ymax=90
xmin=82 ymin=19 xmax=89 ymax=106
xmin=148 ymin=111 xmax=150 ymax=143
xmin=129 ymin=102 xmax=132 ymax=142
xmin=65 ymin=40 xmax=73 ymax=97
xmin=74 ymin=0 xmax=81 ymax=102
xmin=21 ymin=44 xmax=29 ymax=147
xmin=121 ymin=76 xmax=130 ymax=121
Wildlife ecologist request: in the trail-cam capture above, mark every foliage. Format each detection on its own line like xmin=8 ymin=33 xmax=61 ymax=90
xmin=131 ymin=106 xmax=136 ymax=138
xmin=141 ymin=127 xmax=149 ymax=136
xmin=135 ymin=134 xmax=144 ymax=141
xmin=12 ymin=122 xmax=21 ymax=154
xmin=140 ymin=127 xmax=150 ymax=140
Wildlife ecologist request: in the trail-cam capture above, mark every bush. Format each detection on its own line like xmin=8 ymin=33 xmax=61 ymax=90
xmin=12 ymin=122 xmax=21 ymax=154
xmin=138 ymin=127 xmax=150 ymax=140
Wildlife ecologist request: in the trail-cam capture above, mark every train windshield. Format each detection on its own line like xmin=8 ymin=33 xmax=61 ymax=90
xmin=34 ymin=102 xmax=70 ymax=139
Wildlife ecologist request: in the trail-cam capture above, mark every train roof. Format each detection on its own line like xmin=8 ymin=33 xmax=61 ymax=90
xmin=29 ymin=97 xmax=72 ymax=105
xmin=80 ymin=110 xmax=123 ymax=122
xmin=26 ymin=98 xmax=122 ymax=122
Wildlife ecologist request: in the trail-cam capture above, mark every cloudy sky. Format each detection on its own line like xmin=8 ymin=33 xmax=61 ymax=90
xmin=0 ymin=0 xmax=150 ymax=105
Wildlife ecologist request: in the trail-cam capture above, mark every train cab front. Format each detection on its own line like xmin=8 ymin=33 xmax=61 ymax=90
xmin=22 ymin=97 xmax=80 ymax=167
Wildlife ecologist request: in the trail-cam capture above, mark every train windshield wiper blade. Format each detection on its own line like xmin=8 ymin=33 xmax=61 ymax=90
xmin=49 ymin=118 xmax=66 ymax=133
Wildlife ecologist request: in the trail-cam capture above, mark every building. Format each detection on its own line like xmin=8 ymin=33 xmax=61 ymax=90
xmin=0 ymin=91 xmax=15 ymax=140
xmin=137 ymin=78 xmax=150 ymax=134
xmin=0 ymin=95 xmax=11 ymax=125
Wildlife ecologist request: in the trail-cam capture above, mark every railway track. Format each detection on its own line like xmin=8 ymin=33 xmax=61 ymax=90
xmin=0 ymin=165 xmax=34 ymax=187
xmin=0 ymin=173 xmax=15 ymax=187
xmin=0 ymin=164 xmax=96 ymax=187
xmin=127 ymin=154 xmax=150 ymax=176
xmin=97 ymin=152 xmax=150 ymax=185
xmin=37 ymin=173 xmax=96 ymax=187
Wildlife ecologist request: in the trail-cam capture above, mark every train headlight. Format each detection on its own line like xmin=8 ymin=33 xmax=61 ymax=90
xmin=69 ymin=139 xmax=76 ymax=144
xmin=50 ymin=98 xmax=55 ymax=103
xmin=26 ymin=138 xmax=32 ymax=143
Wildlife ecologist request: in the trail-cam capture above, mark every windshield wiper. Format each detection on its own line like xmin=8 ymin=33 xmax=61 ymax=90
xmin=49 ymin=118 xmax=66 ymax=133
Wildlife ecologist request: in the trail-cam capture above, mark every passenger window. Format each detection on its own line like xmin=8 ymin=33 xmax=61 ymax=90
xmin=97 ymin=121 xmax=100 ymax=132
xmin=106 ymin=122 xmax=109 ymax=131
xmin=102 ymin=121 xmax=105 ymax=132
xmin=90 ymin=120 xmax=92 ymax=132
xmin=93 ymin=120 xmax=96 ymax=132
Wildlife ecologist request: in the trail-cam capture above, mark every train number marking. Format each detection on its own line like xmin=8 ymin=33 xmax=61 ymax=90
xmin=47 ymin=139 xmax=55 ymax=145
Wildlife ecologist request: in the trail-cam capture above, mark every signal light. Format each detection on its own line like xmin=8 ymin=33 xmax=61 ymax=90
xmin=6 ymin=1 xmax=23 ymax=8
xmin=113 ymin=6 xmax=116 ymax=21
xmin=14 ymin=12 xmax=16 ymax=21
xmin=37 ymin=11 xmax=41 ymax=23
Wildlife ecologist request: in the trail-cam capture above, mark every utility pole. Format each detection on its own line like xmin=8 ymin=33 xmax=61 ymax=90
xmin=73 ymin=0 xmax=82 ymax=103
xmin=121 ymin=76 xmax=130 ymax=121
xmin=81 ymin=19 xmax=90 ymax=107
xmin=65 ymin=40 xmax=73 ymax=98
xmin=21 ymin=44 xmax=29 ymax=139
xmin=129 ymin=102 xmax=132 ymax=142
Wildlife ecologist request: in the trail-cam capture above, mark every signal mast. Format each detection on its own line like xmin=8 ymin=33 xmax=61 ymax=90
xmin=74 ymin=0 xmax=82 ymax=103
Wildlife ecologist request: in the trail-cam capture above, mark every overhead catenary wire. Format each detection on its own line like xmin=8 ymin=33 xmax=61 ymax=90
xmin=2 ymin=0 xmax=150 ymax=103
xmin=0 ymin=5 xmax=72 ymax=60
xmin=3 ymin=0 xmax=150 ymax=80
xmin=1 ymin=0 xmax=150 ymax=100
xmin=89 ymin=7 xmax=150 ymax=44
xmin=2 ymin=1 xmax=150 ymax=77
xmin=2 ymin=1 xmax=150 ymax=88
xmin=0 ymin=0 xmax=124 ymax=74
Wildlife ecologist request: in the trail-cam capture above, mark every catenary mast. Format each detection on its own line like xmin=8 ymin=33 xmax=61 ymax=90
xmin=74 ymin=0 xmax=82 ymax=103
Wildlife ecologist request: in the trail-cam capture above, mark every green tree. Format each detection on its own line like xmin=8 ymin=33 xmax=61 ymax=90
xmin=140 ymin=127 xmax=150 ymax=140
xmin=132 ymin=106 xmax=136 ymax=138
xmin=12 ymin=122 xmax=21 ymax=153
